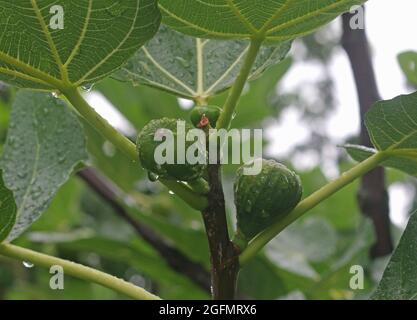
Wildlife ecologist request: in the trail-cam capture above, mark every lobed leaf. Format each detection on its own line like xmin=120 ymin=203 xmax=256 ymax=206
xmin=159 ymin=0 xmax=366 ymax=42
xmin=0 ymin=91 xmax=88 ymax=241
xmin=0 ymin=0 xmax=161 ymax=90
xmin=118 ymin=25 xmax=290 ymax=99
xmin=366 ymin=92 xmax=417 ymax=152
xmin=266 ymin=217 xmax=337 ymax=279
xmin=345 ymin=144 xmax=417 ymax=176
xmin=372 ymin=212 xmax=417 ymax=300
xmin=345 ymin=91 xmax=417 ymax=176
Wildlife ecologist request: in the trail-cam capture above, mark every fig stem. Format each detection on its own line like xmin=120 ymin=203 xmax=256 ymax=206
xmin=162 ymin=179 xmax=208 ymax=210
xmin=239 ymin=152 xmax=388 ymax=265
xmin=64 ymin=87 xmax=138 ymax=159
xmin=216 ymin=38 xmax=264 ymax=130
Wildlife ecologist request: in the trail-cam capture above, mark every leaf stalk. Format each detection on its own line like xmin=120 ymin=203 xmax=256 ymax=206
xmin=216 ymin=38 xmax=264 ymax=129
xmin=0 ymin=243 xmax=160 ymax=300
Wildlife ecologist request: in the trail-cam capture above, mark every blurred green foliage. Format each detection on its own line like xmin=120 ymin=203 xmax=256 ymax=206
xmin=0 ymin=29 xmax=415 ymax=300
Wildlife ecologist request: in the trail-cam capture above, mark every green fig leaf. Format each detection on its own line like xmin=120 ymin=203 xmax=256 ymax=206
xmin=159 ymin=0 xmax=367 ymax=42
xmin=118 ymin=26 xmax=290 ymax=99
xmin=0 ymin=91 xmax=88 ymax=241
xmin=345 ymin=91 xmax=417 ymax=176
xmin=0 ymin=0 xmax=160 ymax=90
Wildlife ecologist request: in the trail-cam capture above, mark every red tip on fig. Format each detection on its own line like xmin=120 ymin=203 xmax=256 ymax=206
xmin=197 ymin=115 xmax=210 ymax=128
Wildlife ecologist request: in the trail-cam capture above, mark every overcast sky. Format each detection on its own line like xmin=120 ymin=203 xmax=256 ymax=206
xmin=333 ymin=0 xmax=417 ymax=227
xmin=285 ymin=0 xmax=417 ymax=227
xmin=329 ymin=0 xmax=417 ymax=140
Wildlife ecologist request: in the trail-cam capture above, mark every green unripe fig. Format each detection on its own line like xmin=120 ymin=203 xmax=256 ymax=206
xmin=136 ymin=118 xmax=206 ymax=181
xmin=233 ymin=159 xmax=303 ymax=247
xmin=190 ymin=105 xmax=222 ymax=128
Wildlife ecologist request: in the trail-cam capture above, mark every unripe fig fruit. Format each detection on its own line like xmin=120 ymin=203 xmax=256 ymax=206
xmin=136 ymin=118 xmax=206 ymax=181
xmin=190 ymin=105 xmax=222 ymax=128
xmin=233 ymin=159 xmax=303 ymax=247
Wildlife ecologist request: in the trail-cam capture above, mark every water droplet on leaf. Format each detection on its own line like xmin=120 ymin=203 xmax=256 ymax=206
xmin=147 ymin=171 xmax=159 ymax=182
xmin=175 ymin=56 xmax=190 ymax=68
xmin=23 ymin=261 xmax=34 ymax=268
xmin=17 ymin=172 xmax=27 ymax=179
xmin=81 ymin=83 xmax=94 ymax=92
xmin=102 ymin=141 xmax=116 ymax=157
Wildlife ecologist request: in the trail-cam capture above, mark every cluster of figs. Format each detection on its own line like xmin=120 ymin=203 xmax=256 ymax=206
xmin=136 ymin=106 xmax=303 ymax=249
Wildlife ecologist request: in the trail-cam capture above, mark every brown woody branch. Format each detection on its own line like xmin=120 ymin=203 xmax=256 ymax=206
xmin=77 ymin=167 xmax=211 ymax=292
xmin=342 ymin=8 xmax=393 ymax=258
xmin=202 ymin=163 xmax=239 ymax=300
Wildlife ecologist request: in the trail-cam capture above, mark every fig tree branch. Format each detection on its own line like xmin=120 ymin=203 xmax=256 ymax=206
xmin=202 ymin=163 xmax=239 ymax=300
xmin=342 ymin=8 xmax=393 ymax=258
xmin=204 ymin=38 xmax=265 ymax=299
xmin=77 ymin=167 xmax=211 ymax=293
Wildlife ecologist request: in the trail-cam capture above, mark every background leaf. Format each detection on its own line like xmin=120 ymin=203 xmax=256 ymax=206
xmin=159 ymin=0 xmax=366 ymax=42
xmin=0 ymin=0 xmax=161 ymax=89
xmin=0 ymin=91 xmax=87 ymax=241
xmin=118 ymin=25 xmax=290 ymax=99
xmin=0 ymin=170 xmax=16 ymax=242
xmin=237 ymin=256 xmax=291 ymax=299
xmin=58 ymin=237 xmax=209 ymax=299
xmin=345 ymin=144 xmax=417 ymax=176
xmin=266 ymin=217 xmax=338 ymax=279
xmin=296 ymin=165 xmax=360 ymax=230
xmin=398 ymin=51 xmax=417 ymax=87
xmin=366 ymin=92 xmax=417 ymax=152
xmin=372 ymin=212 xmax=417 ymax=300
xmin=344 ymin=91 xmax=417 ymax=176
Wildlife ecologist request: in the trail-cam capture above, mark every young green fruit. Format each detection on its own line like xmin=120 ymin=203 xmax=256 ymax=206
xmin=136 ymin=118 xmax=206 ymax=181
xmin=233 ymin=159 xmax=303 ymax=247
xmin=190 ymin=105 xmax=222 ymax=128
